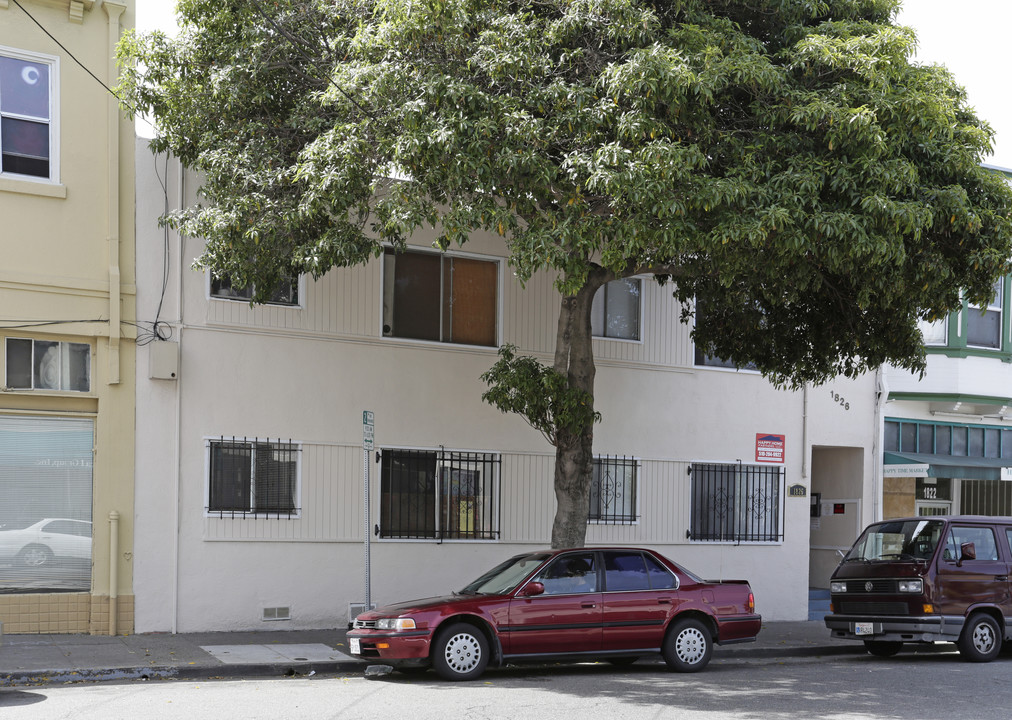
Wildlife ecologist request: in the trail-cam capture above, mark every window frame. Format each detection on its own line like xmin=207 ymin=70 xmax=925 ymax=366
xmin=688 ymin=461 xmax=784 ymax=544
xmin=922 ymin=277 xmax=1012 ymax=361
xmin=207 ymin=272 xmax=303 ymax=308
xmin=377 ymin=446 xmax=501 ymax=542
xmin=0 ymin=45 xmax=59 ymax=185
xmin=4 ymin=336 xmax=91 ymax=393
xmin=692 ymin=299 xmax=759 ymax=372
xmin=591 ymin=277 xmax=643 ymax=342
xmin=204 ymin=437 xmax=302 ymax=519
xmin=380 ymin=245 xmax=502 ymax=348
xmin=588 ymin=455 xmax=639 ymax=525
xmin=966 ymin=280 xmax=1004 ymax=350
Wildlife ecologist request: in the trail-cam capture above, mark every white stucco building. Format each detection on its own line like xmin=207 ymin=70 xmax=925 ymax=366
xmin=133 ymin=145 xmax=880 ymax=632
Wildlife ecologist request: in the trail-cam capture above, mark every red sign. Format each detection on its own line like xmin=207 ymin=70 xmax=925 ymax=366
xmin=755 ymin=434 xmax=785 ymax=463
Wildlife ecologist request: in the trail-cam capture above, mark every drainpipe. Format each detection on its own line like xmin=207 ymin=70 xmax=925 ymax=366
xmin=109 ymin=510 xmax=120 ymax=635
xmin=801 ymin=384 xmax=809 ymax=481
xmin=872 ymin=367 xmax=888 ymax=523
xmin=104 ymin=2 xmax=125 ymax=383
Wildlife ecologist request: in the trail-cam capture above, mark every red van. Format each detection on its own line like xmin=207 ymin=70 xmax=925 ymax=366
xmin=825 ymin=515 xmax=1012 ymax=661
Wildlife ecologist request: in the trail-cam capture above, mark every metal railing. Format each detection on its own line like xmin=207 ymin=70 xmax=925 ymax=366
xmin=207 ymin=437 xmax=300 ymax=518
xmin=688 ymin=462 xmax=784 ymax=542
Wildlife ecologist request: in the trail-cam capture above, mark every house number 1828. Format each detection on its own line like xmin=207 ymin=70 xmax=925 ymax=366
xmin=830 ymin=391 xmax=850 ymax=411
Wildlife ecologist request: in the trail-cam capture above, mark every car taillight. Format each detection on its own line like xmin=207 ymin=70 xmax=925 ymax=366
xmin=746 ymin=592 xmax=755 ymax=614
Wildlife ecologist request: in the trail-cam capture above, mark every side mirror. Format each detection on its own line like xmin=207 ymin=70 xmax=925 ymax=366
xmin=958 ymin=542 xmax=976 ymax=566
xmin=518 ymin=581 xmax=545 ymax=597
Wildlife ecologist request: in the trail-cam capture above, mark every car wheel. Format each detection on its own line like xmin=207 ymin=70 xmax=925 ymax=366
xmin=958 ymin=613 xmax=1002 ymax=662
xmin=863 ymin=641 xmax=902 ymax=657
xmin=662 ymin=617 xmax=713 ymax=673
xmin=431 ymin=622 xmax=489 ymax=681
xmin=17 ymin=544 xmax=53 ymax=568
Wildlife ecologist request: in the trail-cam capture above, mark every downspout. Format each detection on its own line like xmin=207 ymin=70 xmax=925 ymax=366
xmin=872 ymin=367 xmax=888 ymax=523
xmin=172 ymin=157 xmax=184 ymax=634
xmin=104 ymin=2 xmax=125 ymax=383
xmin=801 ymin=384 xmax=809 ymax=481
xmin=109 ymin=510 xmax=119 ymax=635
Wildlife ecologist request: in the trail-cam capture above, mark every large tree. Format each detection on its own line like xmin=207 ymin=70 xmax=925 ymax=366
xmin=119 ymin=0 xmax=1012 ymax=548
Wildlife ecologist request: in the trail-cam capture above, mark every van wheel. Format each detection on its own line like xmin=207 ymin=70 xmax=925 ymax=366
xmin=863 ymin=641 xmax=902 ymax=657
xmin=958 ymin=613 xmax=1002 ymax=662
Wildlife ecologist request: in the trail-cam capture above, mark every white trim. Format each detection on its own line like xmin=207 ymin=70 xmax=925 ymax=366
xmin=0 ymin=45 xmax=60 ymax=185
xmin=592 ymin=276 xmax=645 ymax=344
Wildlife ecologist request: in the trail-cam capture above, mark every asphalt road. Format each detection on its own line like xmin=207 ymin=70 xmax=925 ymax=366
xmin=0 ymin=645 xmax=1000 ymax=720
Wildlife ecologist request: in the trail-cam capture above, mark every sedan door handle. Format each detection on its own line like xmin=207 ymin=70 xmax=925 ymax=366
xmin=581 ymin=603 xmax=596 ymax=609
xmin=657 ymin=598 xmax=671 ymax=605
xmin=996 ymin=575 xmax=1008 ymax=581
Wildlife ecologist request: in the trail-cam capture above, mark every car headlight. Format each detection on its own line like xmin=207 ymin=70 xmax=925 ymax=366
xmin=898 ymin=579 xmax=923 ymax=593
xmin=830 ymin=581 xmax=847 ymax=593
xmin=375 ymin=617 xmax=417 ymax=631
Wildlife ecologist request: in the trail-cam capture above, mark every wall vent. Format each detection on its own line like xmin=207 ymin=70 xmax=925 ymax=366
xmin=262 ymin=606 xmax=291 ymax=621
xmin=348 ymin=602 xmax=376 ymax=621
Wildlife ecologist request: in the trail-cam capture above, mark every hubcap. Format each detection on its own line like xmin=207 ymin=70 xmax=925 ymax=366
xmin=675 ymin=627 xmax=706 ymax=665
xmin=443 ymin=632 xmax=481 ymax=674
xmin=22 ymin=548 xmax=47 ymax=567
xmin=973 ymin=623 xmax=996 ymax=653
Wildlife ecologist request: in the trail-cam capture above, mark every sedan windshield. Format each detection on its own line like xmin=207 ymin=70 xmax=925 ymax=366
xmin=459 ymin=553 xmax=551 ymax=595
xmin=844 ymin=519 xmax=945 ymax=562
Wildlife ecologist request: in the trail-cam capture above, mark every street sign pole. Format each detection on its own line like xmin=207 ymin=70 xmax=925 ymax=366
xmin=362 ymin=411 xmax=374 ymax=612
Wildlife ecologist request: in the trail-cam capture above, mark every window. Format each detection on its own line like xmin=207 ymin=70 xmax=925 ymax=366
xmin=210 ymin=273 xmax=299 ymax=306
xmin=589 ymin=456 xmax=637 ymax=523
xmin=967 ymin=280 xmax=1002 ymax=349
xmin=379 ymin=448 xmax=500 ymax=540
xmin=207 ymin=438 xmax=299 ymax=517
xmin=382 ymin=248 xmax=498 ymax=346
xmin=602 ymin=550 xmax=677 ymax=591
xmin=942 ymin=526 xmax=998 ymax=561
xmin=918 ymin=317 xmax=947 ymax=346
xmin=1 ymin=49 xmax=55 ymax=180
xmin=5 ymin=338 xmax=90 ymax=392
xmin=592 ymin=278 xmax=640 ymax=340
xmin=693 ymin=300 xmax=757 ymax=370
xmin=533 ymin=552 xmax=598 ymax=595
xmin=689 ymin=462 xmax=783 ymax=542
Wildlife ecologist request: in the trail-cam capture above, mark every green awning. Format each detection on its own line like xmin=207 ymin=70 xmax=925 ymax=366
xmin=884 ymin=451 xmax=1012 ymax=481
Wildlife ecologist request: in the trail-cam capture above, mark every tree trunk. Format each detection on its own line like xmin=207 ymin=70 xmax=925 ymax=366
xmin=550 ymin=272 xmax=605 ymax=548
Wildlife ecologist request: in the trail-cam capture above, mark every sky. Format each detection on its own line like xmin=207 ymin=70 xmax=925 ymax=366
xmin=137 ymin=1 xmax=1012 ymax=167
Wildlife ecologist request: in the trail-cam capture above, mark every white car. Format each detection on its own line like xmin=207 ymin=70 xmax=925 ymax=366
xmin=0 ymin=518 xmax=92 ymax=568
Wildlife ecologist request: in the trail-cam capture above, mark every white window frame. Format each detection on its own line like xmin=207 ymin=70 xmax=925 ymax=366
xmin=207 ymin=272 xmax=304 ymax=308
xmin=692 ymin=299 xmax=759 ymax=372
xmin=591 ymin=277 xmax=643 ymax=342
xmin=4 ymin=337 xmax=91 ymax=392
xmin=203 ymin=437 xmax=302 ymax=519
xmin=0 ymin=45 xmax=59 ymax=185
xmin=966 ymin=280 xmax=1003 ymax=350
xmin=380 ymin=244 xmax=503 ymax=349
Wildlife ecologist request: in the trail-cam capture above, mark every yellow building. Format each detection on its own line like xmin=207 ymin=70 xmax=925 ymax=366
xmin=0 ymin=0 xmax=135 ymax=634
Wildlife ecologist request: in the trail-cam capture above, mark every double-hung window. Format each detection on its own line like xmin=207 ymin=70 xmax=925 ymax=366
xmin=5 ymin=338 xmax=90 ymax=392
xmin=207 ymin=438 xmax=299 ymax=517
xmin=379 ymin=448 xmax=500 ymax=540
xmin=588 ymin=456 xmax=638 ymax=523
xmin=693 ymin=300 xmax=758 ymax=370
xmin=1 ymin=49 xmax=56 ymax=181
xmin=210 ymin=273 xmax=299 ymax=306
xmin=592 ymin=278 xmax=641 ymax=341
xmin=967 ymin=279 xmax=1002 ymax=349
xmin=382 ymin=248 xmax=498 ymax=347
xmin=689 ymin=462 xmax=783 ymax=542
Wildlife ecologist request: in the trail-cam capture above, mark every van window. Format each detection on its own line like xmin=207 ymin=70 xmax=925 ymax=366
xmin=843 ymin=519 xmax=944 ymax=562
xmin=943 ymin=526 xmax=999 ymax=561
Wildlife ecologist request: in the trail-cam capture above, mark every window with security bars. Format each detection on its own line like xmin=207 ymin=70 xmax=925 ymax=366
xmin=207 ymin=438 xmax=299 ymax=517
xmin=379 ymin=449 xmax=500 ymax=540
xmin=689 ymin=463 xmax=783 ymax=542
xmin=589 ymin=456 xmax=638 ymax=523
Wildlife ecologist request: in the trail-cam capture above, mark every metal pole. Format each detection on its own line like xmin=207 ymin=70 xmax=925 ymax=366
xmin=363 ymin=445 xmax=371 ymax=612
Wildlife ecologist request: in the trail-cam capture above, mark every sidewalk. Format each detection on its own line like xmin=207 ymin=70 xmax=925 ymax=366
xmin=0 ymin=620 xmax=855 ymax=687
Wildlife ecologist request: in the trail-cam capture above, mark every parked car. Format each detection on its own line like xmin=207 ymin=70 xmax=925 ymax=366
xmin=825 ymin=515 xmax=1012 ymax=661
xmin=348 ymin=547 xmax=760 ymax=680
xmin=0 ymin=518 xmax=92 ymax=568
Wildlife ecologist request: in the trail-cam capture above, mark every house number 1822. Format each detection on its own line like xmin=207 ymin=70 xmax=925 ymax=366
xmin=830 ymin=391 xmax=850 ymax=411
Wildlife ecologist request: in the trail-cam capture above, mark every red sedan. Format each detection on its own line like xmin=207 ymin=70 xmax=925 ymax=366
xmin=348 ymin=547 xmax=760 ymax=680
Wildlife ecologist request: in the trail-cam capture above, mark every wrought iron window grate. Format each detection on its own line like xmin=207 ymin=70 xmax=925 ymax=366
xmin=590 ymin=455 xmax=638 ymax=523
xmin=207 ymin=437 xmax=300 ymax=518
xmin=688 ymin=462 xmax=783 ymax=542
xmin=379 ymin=448 xmax=500 ymax=540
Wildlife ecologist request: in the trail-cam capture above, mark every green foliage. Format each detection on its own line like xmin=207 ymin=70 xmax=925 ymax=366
xmin=481 ymin=345 xmax=601 ymax=448
xmin=117 ymin=0 xmax=1012 ymax=383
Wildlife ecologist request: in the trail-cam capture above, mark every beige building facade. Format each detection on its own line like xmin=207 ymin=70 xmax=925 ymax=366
xmin=0 ymin=0 xmax=135 ymax=634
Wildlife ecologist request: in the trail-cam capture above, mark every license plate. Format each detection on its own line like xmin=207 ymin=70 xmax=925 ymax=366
xmin=854 ymin=622 xmax=874 ymax=636
xmin=349 ymin=637 xmax=361 ymax=654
